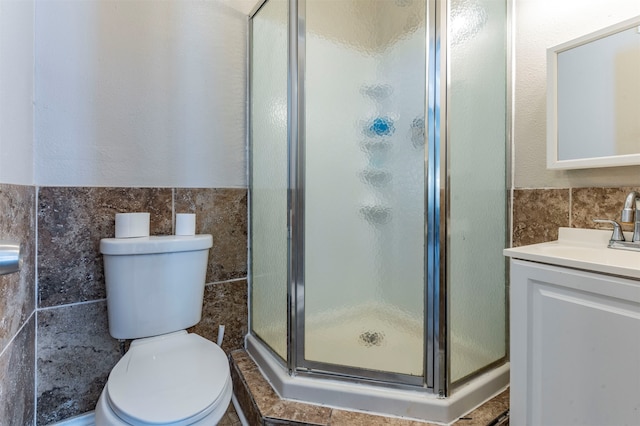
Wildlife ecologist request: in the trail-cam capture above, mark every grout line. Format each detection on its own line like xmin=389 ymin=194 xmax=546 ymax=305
xmin=172 ymin=188 xmax=176 ymax=234
xmin=34 ymin=307 xmax=38 ymax=424
xmin=0 ymin=310 xmax=36 ymax=361
xmin=34 ymin=185 xmax=40 ymax=426
xmin=206 ymin=277 xmax=248 ymax=286
xmin=36 ymin=298 xmax=107 ymax=312
xmin=568 ymin=187 xmax=572 ymax=228
xmin=35 ymin=186 xmax=39 ymax=311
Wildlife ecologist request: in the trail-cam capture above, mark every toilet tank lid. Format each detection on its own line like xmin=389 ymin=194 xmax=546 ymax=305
xmin=100 ymin=235 xmax=212 ymax=255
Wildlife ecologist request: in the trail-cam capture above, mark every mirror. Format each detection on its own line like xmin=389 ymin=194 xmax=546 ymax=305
xmin=547 ymin=15 xmax=640 ymax=169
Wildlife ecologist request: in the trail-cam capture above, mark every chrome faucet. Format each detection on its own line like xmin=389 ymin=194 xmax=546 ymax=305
xmin=621 ymin=191 xmax=640 ymax=243
xmin=595 ymin=191 xmax=640 ymax=252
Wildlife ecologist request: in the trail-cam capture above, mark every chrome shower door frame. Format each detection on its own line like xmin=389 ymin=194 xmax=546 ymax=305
xmin=248 ymin=0 xmax=448 ymax=395
xmin=286 ymin=0 xmax=446 ymax=393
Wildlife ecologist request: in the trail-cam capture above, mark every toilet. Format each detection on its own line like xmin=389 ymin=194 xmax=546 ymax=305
xmin=94 ymin=234 xmax=232 ymax=425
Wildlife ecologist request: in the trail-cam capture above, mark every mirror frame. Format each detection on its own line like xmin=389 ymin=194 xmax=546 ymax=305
xmin=547 ymin=15 xmax=640 ymax=170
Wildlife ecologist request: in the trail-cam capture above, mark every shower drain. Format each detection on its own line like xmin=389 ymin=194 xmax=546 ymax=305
xmin=359 ymin=331 xmax=385 ymax=347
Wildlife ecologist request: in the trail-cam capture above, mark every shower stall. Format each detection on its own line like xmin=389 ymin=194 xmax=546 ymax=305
xmin=248 ymin=0 xmax=509 ymax=422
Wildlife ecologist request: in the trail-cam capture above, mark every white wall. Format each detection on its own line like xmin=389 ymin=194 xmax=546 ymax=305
xmin=0 ymin=0 xmax=35 ymax=185
xmin=16 ymin=0 xmax=640 ymax=189
xmin=34 ymin=0 xmax=247 ymax=188
xmin=218 ymin=0 xmax=260 ymax=16
xmin=514 ymin=0 xmax=640 ymax=188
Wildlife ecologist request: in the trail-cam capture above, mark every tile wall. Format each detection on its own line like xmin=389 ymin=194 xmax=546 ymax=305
xmin=0 ymin=184 xmax=36 ymax=425
xmin=1 ymin=184 xmax=637 ymax=424
xmin=0 ymin=185 xmax=247 ymax=425
xmin=512 ymin=186 xmax=639 ymax=247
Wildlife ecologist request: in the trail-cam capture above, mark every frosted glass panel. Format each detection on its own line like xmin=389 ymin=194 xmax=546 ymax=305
xmin=304 ymin=0 xmax=426 ymax=376
xmin=448 ymin=0 xmax=507 ymax=383
xmin=250 ymin=0 xmax=288 ymax=360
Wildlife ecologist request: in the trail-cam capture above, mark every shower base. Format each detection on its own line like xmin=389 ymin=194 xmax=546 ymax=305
xmin=304 ymin=304 xmax=424 ymax=376
xmin=246 ymin=333 xmax=509 ymax=424
xmin=254 ymin=302 xmax=424 ymax=376
xmin=232 ymin=349 xmax=510 ymax=425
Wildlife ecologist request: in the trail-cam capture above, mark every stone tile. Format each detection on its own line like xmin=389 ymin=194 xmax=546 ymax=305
xmin=37 ymin=187 xmax=172 ymax=307
xmin=231 ymin=348 xmax=262 ymax=378
xmin=454 ymin=389 xmax=509 ymax=425
xmin=218 ymin=402 xmax=242 ymax=426
xmin=231 ymin=351 xmax=266 ymax=426
xmin=329 ymin=409 xmax=436 ymax=425
xmin=512 ymin=188 xmax=570 ymax=247
xmin=231 ymin=350 xmax=281 ymax=417
xmin=242 ymin=365 xmax=281 ymax=412
xmin=36 ymin=301 xmax=121 ymax=425
xmin=572 ymin=187 xmax=639 ymax=232
xmin=0 ymin=315 xmax=35 ymax=426
xmin=0 ymin=184 xmax=36 ymax=351
xmin=264 ymin=400 xmax=331 ymax=425
xmin=188 ymin=279 xmax=248 ymax=354
xmin=232 ymin=350 xmax=509 ymax=426
xmin=174 ymin=188 xmax=248 ymax=283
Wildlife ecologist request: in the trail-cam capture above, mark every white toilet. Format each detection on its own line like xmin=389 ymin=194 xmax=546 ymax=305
xmin=94 ymin=234 xmax=232 ymax=425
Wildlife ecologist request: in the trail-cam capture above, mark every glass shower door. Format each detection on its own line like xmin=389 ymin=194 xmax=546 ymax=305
xmin=447 ymin=0 xmax=508 ymax=384
xmin=250 ymin=0 xmax=289 ymax=361
xmin=301 ymin=0 xmax=427 ymax=379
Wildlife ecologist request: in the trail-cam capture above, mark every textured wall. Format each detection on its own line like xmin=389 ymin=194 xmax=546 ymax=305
xmin=2 ymin=1 xmax=249 ymax=423
xmin=512 ymin=186 xmax=639 ymax=247
xmin=34 ymin=0 xmax=247 ymax=188
xmin=0 ymin=184 xmax=249 ymax=425
xmin=0 ymin=184 xmax=36 ymax=425
xmin=0 ymin=0 xmax=34 ymax=184
xmin=2 ymin=0 xmax=248 ymax=188
xmin=35 ymin=186 xmax=247 ymax=424
xmin=514 ymin=0 xmax=640 ymax=188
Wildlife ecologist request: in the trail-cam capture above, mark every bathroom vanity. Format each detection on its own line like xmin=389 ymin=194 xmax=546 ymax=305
xmin=504 ymin=228 xmax=640 ymax=426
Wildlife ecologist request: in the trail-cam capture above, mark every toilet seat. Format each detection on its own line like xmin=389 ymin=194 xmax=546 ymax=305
xmin=104 ymin=331 xmax=231 ymax=425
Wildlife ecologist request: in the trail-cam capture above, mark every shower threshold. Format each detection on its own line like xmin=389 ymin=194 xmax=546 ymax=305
xmin=245 ymin=334 xmax=509 ymax=424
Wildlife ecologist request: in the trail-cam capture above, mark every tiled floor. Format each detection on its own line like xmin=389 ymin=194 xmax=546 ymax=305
xmin=219 ymin=402 xmax=243 ymax=426
xmin=230 ymin=349 xmax=510 ymax=426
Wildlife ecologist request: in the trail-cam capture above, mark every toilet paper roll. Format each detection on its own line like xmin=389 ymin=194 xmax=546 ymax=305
xmin=115 ymin=213 xmax=150 ymax=238
xmin=175 ymin=213 xmax=196 ymax=236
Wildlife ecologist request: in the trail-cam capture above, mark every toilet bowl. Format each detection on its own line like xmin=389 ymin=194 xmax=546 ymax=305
xmin=95 ymin=331 xmax=232 ymax=426
xmin=97 ymin=234 xmax=231 ymax=425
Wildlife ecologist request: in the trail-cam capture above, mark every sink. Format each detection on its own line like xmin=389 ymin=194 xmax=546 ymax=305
xmin=504 ymin=227 xmax=640 ymax=280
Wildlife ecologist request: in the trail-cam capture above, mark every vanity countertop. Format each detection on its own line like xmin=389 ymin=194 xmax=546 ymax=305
xmin=504 ymin=227 xmax=640 ymax=280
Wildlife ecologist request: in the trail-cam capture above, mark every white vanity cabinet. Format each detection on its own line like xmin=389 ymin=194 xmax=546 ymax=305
xmin=508 ymin=258 xmax=640 ymax=426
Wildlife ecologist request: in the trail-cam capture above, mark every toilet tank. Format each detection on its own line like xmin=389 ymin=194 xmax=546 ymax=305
xmin=100 ymin=235 xmax=213 ymax=340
